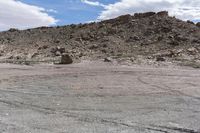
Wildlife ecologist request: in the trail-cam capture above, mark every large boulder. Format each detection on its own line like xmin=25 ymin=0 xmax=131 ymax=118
xmin=8 ymin=28 xmax=19 ymax=32
xmin=60 ymin=53 xmax=73 ymax=64
xmin=134 ymin=12 xmax=156 ymax=18
xmin=196 ymin=22 xmax=200 ymax=28
xmin=157 ymin=11 xmax=168 ymax=16
xmin=187 ymin=20 xmax=194 ymax=24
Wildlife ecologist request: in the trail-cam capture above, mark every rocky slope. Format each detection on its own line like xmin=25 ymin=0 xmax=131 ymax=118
xmin=0 ymin=11 xmax=200 ymax=66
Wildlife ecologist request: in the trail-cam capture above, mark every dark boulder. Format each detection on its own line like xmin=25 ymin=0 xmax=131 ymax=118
xmin=134 ymin=12 xmax=156 ymax=18
xmin=157 ymin=11 xmax=168 ymax=16
xmin=196 ymin=22 xmax=200 ymax=28
xmin=60 ymin=54 xmax=73 ymax=64
xmin=156 ymin=57 xmax=166 ymax=62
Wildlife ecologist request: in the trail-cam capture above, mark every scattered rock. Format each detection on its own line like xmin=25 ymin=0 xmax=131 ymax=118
xmin=172 ymin=49 xmax=183 ymax=56
xmin=28 ymin=52 xmax=38 ymax=58
xmin=160 ymin=26 xmax=171 ymax=32
xmin=156 ymin=57 xmax=166 ymax=62
xmin=42 ymin=45 xmax=48 ymax=49
xmin=0 ymin=11 xmax=199 ymax=66
xmin=104 ymin=57 xmax=112 ymax=62
xmin=89 ymin=44 xmax=98 ymax=49
xmin=50 ymin=47 xmax=57 ymax=53
xmin=55 ymin=51 xmax=61 ymax=56
xmin=162 ymin=51 xmax=174 ymax=57
xmin=51 ymin=46 xmax=65 ymax=56
xmin=38 ymin=45 xmax=48 ymax=50
xmin=187 ymin=47 xmax=198 ymax=55
xmin=169 ymin=40 xmax=180 ymax=46
xmin=57 ymin=46 xmax=65 ymax=53
xmin=54 ymin=40 xmax=60 ymax=43
xmin=157 ymin=36 xmax=163 ymax=41
xmin=175 ymin=35 xmax=188 ymax=41
xmin=126 ymin=36 xmax=140 ymax=42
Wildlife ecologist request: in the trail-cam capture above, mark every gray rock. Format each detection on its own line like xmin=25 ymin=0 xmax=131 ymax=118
xmin=187 ymin=20 xmax=194 ymax=24
xmin=51 ymin=46 xmax=65 ymax=56
xmin=8 ymin=28 xmax=19 ymax=32
xmin=187 ymin=47 xmax=198 ymax=55
xmin=60 ymin=53 xmax=73 ymax=64
xmin=104 ymin=57 xmax=112 ymax=62
xmin=89 ymin=44 xmax=98 ymax=49
xmin=157 ymin=11 xmax=168 ymax=16
xmin=134 ymin=12 xmax=156 ymax=18
xmin=57 ymin=46 xmax=65 ymax=53
xmin=156 ymin=57 xmax=166 ymax=62
xmin=55 ymin=51 xmax=61 ymax=56
xmin=196 ymin=22 xmax=200 ymax=28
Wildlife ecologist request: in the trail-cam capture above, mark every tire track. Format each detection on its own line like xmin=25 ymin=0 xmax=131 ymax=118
xmin=137 ymin=76 xmax=200 ymax=101
xmin=1 ymin=98 xmax=198 ymax=133
xmin=0 ymin=99 xmax=170 ymax=133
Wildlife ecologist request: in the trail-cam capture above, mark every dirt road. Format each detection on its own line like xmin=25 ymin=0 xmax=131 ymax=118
xmin=0 ymin=61 xmax=200 ymax=133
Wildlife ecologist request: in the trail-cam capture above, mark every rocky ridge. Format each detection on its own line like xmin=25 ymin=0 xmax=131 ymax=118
xmin=0 ymin=11 xmax=200 ymax=67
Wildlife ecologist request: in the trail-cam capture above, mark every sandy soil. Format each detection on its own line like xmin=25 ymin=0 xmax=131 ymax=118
xmin=0 ymin=61 xmax=200 ymax=133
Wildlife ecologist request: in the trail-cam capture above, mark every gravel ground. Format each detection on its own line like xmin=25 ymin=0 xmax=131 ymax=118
xmin=0 ymin=61 xmax=200 ymax=133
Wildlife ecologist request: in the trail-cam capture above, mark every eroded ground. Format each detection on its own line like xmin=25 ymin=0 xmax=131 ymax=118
xmin=0 ymin=61 xmax=200 ymax=133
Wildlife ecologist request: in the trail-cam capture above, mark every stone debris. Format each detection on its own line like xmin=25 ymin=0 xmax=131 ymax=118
xmin=0 ymin=11 xmax=199 ymax=66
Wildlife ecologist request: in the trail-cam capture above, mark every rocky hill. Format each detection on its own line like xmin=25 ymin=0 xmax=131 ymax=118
xmin=0 ymin=11 xmax=200 ymax=67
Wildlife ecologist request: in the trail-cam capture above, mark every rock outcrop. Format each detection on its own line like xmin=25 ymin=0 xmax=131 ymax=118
xmin=0 ymin=11 xmax=200 ymax=66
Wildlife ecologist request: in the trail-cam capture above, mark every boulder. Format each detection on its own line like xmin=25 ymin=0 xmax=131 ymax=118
xmin=157 ymin=11 xmax=168 ymax=16
xmin=60 ymin=53 xmax=73 ymax=64
xmin=196 ymin=22 xmax=200 ymax=28
xmin=117 ymin=14 xmax=132 ymax=22
xmin=56 ymin=46 xmax=65 ymax=53
xmin=8 ymin=28 xmax=19 ymax=32
xmin=156 ymin=57 xmax=166 ymax=62
xmin=187 ymin=20 xmax=194 ymax=24
xmin=104 ymin=57 xmax=112 ymax=62
xmin=51 ymin=46 xmax=65 ymax=56
xmin=134 ymin=12 xmax=156 ymax=18
xmin=55 ymin=51 xmax=61 ymax=56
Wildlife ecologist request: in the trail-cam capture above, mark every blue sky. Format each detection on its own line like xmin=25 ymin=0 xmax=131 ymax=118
xmin=0 ymin=0 xmax=200 ymax=31
xmin=20 ymin=0 xmax=117 ymax=25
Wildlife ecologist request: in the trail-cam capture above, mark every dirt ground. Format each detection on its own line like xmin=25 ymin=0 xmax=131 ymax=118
xmin=0 ymin=61 xmax=200 ymax=133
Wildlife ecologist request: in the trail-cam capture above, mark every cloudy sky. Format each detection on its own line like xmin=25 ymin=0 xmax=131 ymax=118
xmin=0 ymin=0 xmax=200 ymax=31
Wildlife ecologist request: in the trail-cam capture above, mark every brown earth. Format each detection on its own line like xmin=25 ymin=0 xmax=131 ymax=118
xmin=0 ymin=11 xmax=200 ymax=67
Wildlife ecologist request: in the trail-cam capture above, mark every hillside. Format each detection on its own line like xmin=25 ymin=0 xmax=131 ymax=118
xmin=0 ymin=11 xmax=200 ymax=66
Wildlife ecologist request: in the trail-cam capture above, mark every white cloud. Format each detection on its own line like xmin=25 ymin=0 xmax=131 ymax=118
xmin=47 ymin=9 xmax=58 ymax=13
xmin=81 ymin=0 xmax=105 ymax=7
xmin=97 ymin=0 xmax=200 ymax=21
xmin=0 ymin=0 xmax=57 ymax=31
